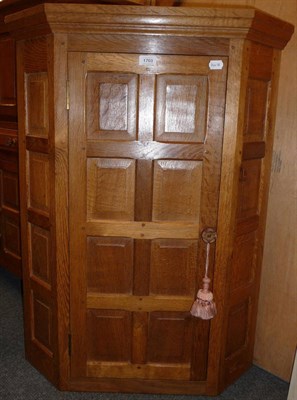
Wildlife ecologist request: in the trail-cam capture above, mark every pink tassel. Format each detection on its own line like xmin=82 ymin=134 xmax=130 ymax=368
xmin=190 ymin=240 xmax=217 ymax=320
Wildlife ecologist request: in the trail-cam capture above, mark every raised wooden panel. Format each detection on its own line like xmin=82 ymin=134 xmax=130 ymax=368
xmin=87 ymin=158 xmax=135 ymax=221
xmin=150 ymin=239 xmax=197 ymax=296
xmin=237 ymin=159 xmax=262 ymax=220
xmin=2 ymin=214 xmax=20 ymax=256
xmin=1 ymin=170 xmax=19 ymax=210
xmin=155 ymin=75 xmax=207 ymax=143
xmin=152 ymin=160 xmax=202 ymax=221
xmin=32 ymin=292 xmax=52 ymax=352
xmin=147 ymin=312 xmax=192 ymax=364
xmin=25 ymin=72 xmax=49 ymax=137
xmin=30 ymin=224 xmax=51 ymax=284
xmin=225 ymin=299 xmax=250 ymax=358
xmin=87 ymin=237 xmax=133 ymax=294
xmin=231 ymin=231 xmax=257 ymax=291
xmin=87 ymin=309 xmax=132 ymax=362
xmin=87 ymin=72 xmax=137 ymax=140
xmin=28 ymin=151 xmax=50 ymax=214
xmin=244 ymin=79 xmax=269 ymax=140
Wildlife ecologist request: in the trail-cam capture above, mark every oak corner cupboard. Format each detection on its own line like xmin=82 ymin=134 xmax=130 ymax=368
xmin=5 ymin=3 xmax=293 ymax=395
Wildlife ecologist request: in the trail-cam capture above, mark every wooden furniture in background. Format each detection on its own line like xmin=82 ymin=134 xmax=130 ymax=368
xmin=6 ymin=3 xmax=293 ymax=395
xmin=0 ymin=128 xmax=21 ymax=277
xmin=0 ymin=4 xmax=20 ymax=277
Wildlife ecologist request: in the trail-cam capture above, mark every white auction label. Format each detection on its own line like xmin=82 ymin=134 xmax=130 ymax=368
xmin=209 ymin=60 xmax=224 ymax=70
xmin=139 ymin=55 xmax=157 ymax=67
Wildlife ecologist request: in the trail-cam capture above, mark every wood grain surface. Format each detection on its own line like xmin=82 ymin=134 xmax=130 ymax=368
xmin=5 ymin=0 xmax=294 ymax=393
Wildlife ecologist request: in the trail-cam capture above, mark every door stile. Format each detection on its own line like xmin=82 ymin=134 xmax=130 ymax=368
xmin=190 ymin=62 xmax=228 ymax=380
xmin=68 ymin=52 xmax=88 ymax=379
xmin=134 ymin=74 xmax=155 ymax=222
xmin=132 ymin=73 xmax=155 ymax=365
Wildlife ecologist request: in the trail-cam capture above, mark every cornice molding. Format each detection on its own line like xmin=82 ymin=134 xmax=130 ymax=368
xmin=5 ymin=3 xmax=294 ymax=49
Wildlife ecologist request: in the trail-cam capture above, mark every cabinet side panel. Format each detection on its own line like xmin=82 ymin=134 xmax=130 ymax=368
xmin=17 ymin=36 xmax=57 ymax=385
xmin=207 ymin=40 xmax=248 ymax=395
xmin=223 ymin=42 xmax=281 ymax=386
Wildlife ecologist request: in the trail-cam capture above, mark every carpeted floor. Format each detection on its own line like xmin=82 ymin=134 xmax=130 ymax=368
xmin=0 ymin=268 xmax=289 ymax=400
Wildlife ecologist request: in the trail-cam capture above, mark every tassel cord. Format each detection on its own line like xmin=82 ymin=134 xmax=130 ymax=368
xmin=190 ymin=237 xmax=217 ymax=319
xmin=205 ymin=242 xmax=210 ymax=278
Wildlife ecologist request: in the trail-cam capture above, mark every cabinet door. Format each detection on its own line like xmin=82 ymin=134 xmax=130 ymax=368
xmin=69 ymin=53 xmax=227 ymax=382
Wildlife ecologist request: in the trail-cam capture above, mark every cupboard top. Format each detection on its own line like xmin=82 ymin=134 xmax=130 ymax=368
xmin=5 ymin=3 xmax=294 ymax=49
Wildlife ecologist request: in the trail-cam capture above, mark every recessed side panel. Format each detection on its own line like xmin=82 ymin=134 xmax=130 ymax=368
xmin=25 ymin=72 xmax=49 ymax=138
xmin=31 ymin=290 xmax=53 ymax=355
xmin=231 ymin=231 xmax=257 ymax=290
xmin=28 ymin=151 xmax=50 ymax=215
xmin=29 ymin=223 xmax=51 ymax=285
xmin=237 ymin=159 xmax=262 ymax=220
xmin=225 ymin=300 xmax=250 ymax=358
xmin=244 ymin=79 xmax=269 ymax=141
xmin=224 ymin=297 xmax=254 ymax=386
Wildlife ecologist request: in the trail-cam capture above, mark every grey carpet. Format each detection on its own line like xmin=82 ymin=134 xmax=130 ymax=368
xmin=0 ymin=268 xmax=289 ymax=400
